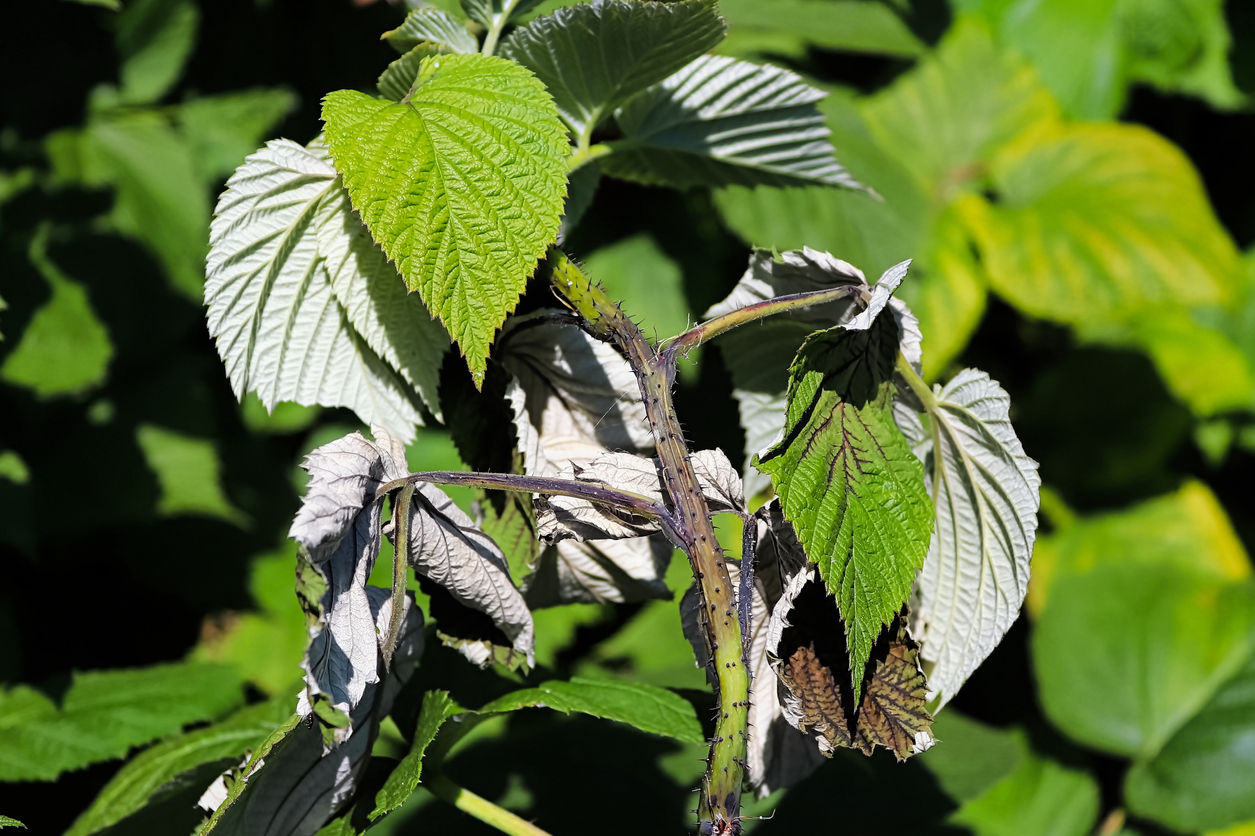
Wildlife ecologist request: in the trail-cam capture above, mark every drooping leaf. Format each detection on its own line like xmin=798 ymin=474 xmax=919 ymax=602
xmin=176 ymin=88 xmax=298 ymax=183
xmin=314 ymin=188 xmax=450 ymax=420
xmin=755 ymin=288 xmax=933 ymax=697
xmin=135 ymin=423 xmax=249 ymax=526
xmin=480 ymin=677 xmax=704 ymax=743
xmin=500 ymin=0 xmax=727 ymax=137
xmin=205 ymin=588 xmax=423 ymax=836
xmin=205 ymin=139 xmax=425 ymax=440
xmin=717 ymin=0 xmax=924 ymax=58
xmin=1 ymin=229 xmax=113 ymax=398
xmin=601 ymin=55 xmax=861 ymax=190
xmin=1033 ymin=563 xmax=1255 ymax=758
xmin=370 ymin=690 xmax=464 ymax=820
xmin=0 ymin=663 xmax=245 ymax=782
xmin=115 ymin=0 xmax=199 ymax=104
xmin=395 ymin=481 xmax=536 ymax=667
xmin=894 ymin=369 xmax=1040 ymax=708
xmin=965 ymin=122 xmax=1245 ymax=325
xmin=321 ymin=53 xmax=569 ymax=384
xmin=64 ymin=696 xmax=293 ymax=836
xmin=500 ymin=314 xmax=668 ymax=605
xmin=1125 ymin=647 xmax=1255 ymax=832
xmin=382 ymin=8 xmax=478 ymax=54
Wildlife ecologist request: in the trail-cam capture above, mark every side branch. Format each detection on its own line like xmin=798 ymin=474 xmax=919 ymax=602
xmin=662 ymin=285 xmax=868 ymax=364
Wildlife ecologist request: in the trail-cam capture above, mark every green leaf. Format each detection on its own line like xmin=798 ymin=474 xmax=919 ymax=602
xmin=949 ymin=735 xmax=1101 ymax=836
xmin=198 ymin=712 xmax=303 ymax=834
xmin=480 ymin=677 xmax=704 ymax=743
xmin=370 ymin=691 xmax=464 ymax=820
xmin=382 ymin=8 xmax=478 ymax=54
xmin=0 ymin=662 xmax=245 ymax=782
xmin=134 ymin=423 xmax=248 ymax=526
xmin=1027 ymin=480 xmax=1250 ymax=618
xmin=602 ymin=55 xmax=861 ymax=190
xmin=205 ymin=139 xmax=429 ymax=440
xmin=582 ymin=233 xmax=689 ymax=347
xmin=115 ymin=0 xmax=199 ymax=104
xmin=1 ymin=228 xmax=113 ymax=398
xmin=717 ymin=0 xmax=924 ymax=58
xmin=1122 ymin=0 xmax=1247 ymax=110
xmin=46 ymin=112 xmax=209 ymax=299
xmin=64 ymin=696 xmax=293 ymax=836
xmin=322 ymin=54 xmax=569 ymax=384
xmin=378 ymin=45 xmax=449 ymax=102
xmin=895 ymin=368 xmax=1040 ymax=709
xmin=175 ymin=88 xmax=298 ymax=183
xmin=966 ymin=122 xmax=1245 ymax=325
xmin=499 ymin=0 xmax=727 ymax=137
xmin=1125 ymin=649 xmax=1255 ymax=832
xmin=1033 ymin=563 xmax=1255 ymax=758
xmin=460 ymin=0 xmax=546 ymax=31
xmin=918 ymin=711 xmax=1026 ymax=803
xmin=0 ymin=817 xmax=24 ymax=830
xmin=755 ymin=303 xmax=933 ymax=699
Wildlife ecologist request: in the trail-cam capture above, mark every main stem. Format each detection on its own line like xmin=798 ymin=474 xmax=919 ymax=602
xmin=548 ymin=250 xmax=749 ymax=835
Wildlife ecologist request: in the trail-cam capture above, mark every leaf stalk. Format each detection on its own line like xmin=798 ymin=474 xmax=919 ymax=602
xmin=423 ymin=771 xmax=554 ymax=836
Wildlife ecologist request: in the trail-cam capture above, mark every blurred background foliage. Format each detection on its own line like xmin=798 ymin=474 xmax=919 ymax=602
xmin=1 ymin=0 xmax=1254 ymax=833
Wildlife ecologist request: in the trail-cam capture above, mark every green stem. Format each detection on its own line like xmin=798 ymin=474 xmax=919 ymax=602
xmin=424 ymin=771 xmax=554 ymax=836
xmin=547 ymin=249 xmax=749 ymax=835
xmin=663 ymin=284 xmax=867 ymax=363
xmin=567 ymin=142 xmax=612 ymax=172
xmin=481 ymin=16 xmax=506 ymax=56
xmin=895 ymin=351 xmax=937 ymax=411
xmin=382 ymin=482 xmax=416 ymax=669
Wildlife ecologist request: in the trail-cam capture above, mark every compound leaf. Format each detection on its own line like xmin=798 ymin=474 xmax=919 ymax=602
xmin=206 ymin=139 xmax=425 ymax=440
xmin=898 ymin=369 xmax=1041 ymax=708
xmin=500 ymin=0 xmax=727 ymax=137
xmin=755 ymin=295 xmax=933 ymax=699
xmin=322 ymin=54 xmax=569 ymax=384
xmin=602 ymin=55 xmax=861 ymax=190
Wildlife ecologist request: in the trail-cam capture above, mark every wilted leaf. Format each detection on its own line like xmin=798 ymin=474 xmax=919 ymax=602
xmin=602 ymin=55 xmax=861 ymax=190
xmin=322 ymin=54 xmax=569 ymax=383
xmin=500 ymin=0 xmax=726 ymax=136
xmin=206 ymin=139 xmax=425 ymax=440
xmin=382 ymin=8 xmax=477 ymax=54
xmin=0 ymin=663 xmax=245 ymax=782
xmin=894 ymin=368 xmax=1040 ymax=708
xmin=766 ymin=564 xmax=935 ymax=760
xmin=755 ymin=279 xmax=933 ymax=697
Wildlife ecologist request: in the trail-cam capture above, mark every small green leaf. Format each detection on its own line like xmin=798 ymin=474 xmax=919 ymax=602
xmin=755 ymin=309 xmax=933 ymax=699
xmin=500 ymin=0 xmax=726 ymax=136
xmin=0 ymin=662 xmax=245 ymax=782
xmin=2 ymin=229 xmax=113 ymax=398
xmin=115 ymin=0 xmax=199 ymax=104
xmin=1125 ymin=648 xmax=1255 ymax=832
xmin=135 ymin=423 xmax=249 ymax=527
xmin=602 ymin=55 xmax=861 ymax=190
xmin=371 ymin=691 xmax=464 ymax=820
xmin=378 ymin=45 xmax=448 ymax=102
xmin=0 ymin=816 xmax=24 ymax=830
xmin=481 ymin=677 xmax=704 ymax=743
xmin=64 ymin=696 xmax=293 ymax=836
xmin=175 ymin=87 xmax=298 ymax=183
xmin=322 ymin=53 xmax=569 ymax=384
xmin=1033 ymin=564 xmax=1255 ymax=758
xmin=382 ymin=8 xmax=478 ymax=54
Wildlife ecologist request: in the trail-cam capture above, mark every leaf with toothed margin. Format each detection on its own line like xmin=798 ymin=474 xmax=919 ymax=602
xmin=499 ymin=0 xmax=727 ymax=137
xmin=321 ymin=53 xmax=569 ymax=385
xmin=381 ymin=8 xmax=477 ymax=54
xmin=754 ymin=291 xmax=933 ymax=701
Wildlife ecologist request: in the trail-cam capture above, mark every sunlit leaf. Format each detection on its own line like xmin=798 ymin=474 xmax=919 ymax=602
xmin=717 ymin=0 xmax=924 ymax=58
xmin=321 ymin=53 xmax=569 ymax=383
xmin=382 ymin=8 xmax=478 ymax=54
xmin=135 ymin=423 xmax=249 ymax=527
xmin=370 ymin=690 xmax=463 ymax=820
xmin=205 ymin=139 xmax=425 ymax=440
xmin=176 ymin=88 xmax=297 ymax=183
xmin=602 ymin=55 xmax=861 ymax=190
xmin=500 ymin=0 xmax=726 ymax=136
xmin=894 ymin=369 xmax=1040 ymax=708
xmin=0 ymin=663 xmax=245 ymax=782
xmin=0 ymin=817 xmax=24 ymax=830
